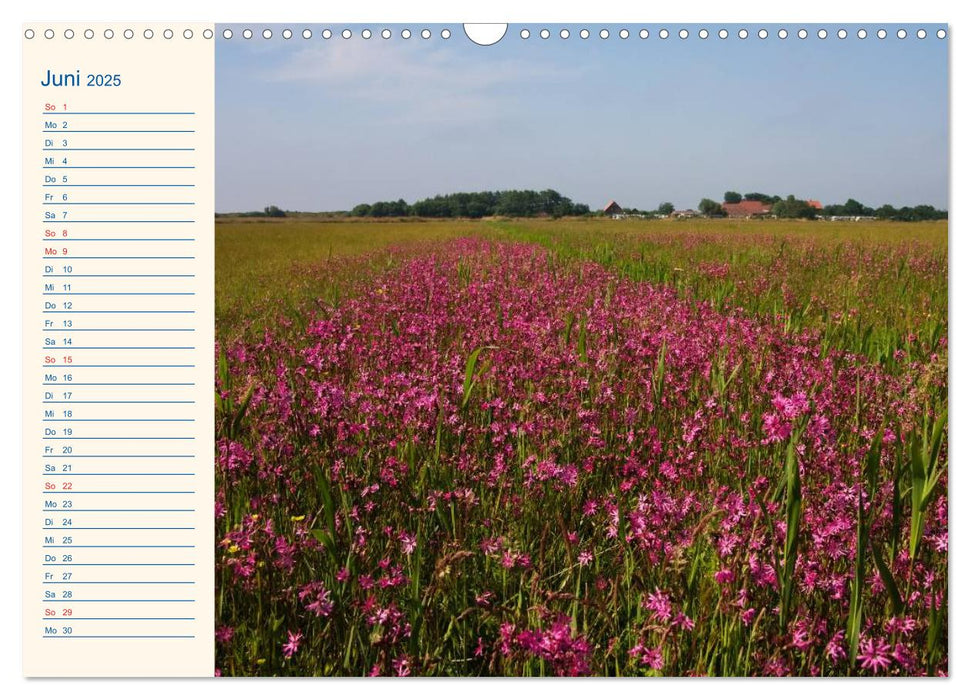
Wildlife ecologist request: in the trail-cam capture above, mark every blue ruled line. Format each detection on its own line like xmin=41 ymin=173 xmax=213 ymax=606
xmin=44 ymin=436 xmax=195 ymax=440
xmin=42 ymin=636 xmax=196 ymax=639
xmin=41 ymin=220 xmax=195 ymax=223
xmin=42 ymin=473 xmax=195 ymax=476
xmin=43 ymin=528 xmax=195 ymax=531
xmin=43 ymin=202 xmax=195 ymax=205
xmin=43 ymin=167 xmax=194 ymax=169
xmin=42 ymin=402 xmax=195 ymax=405
xmin=43 ymin=418 xmax=195 ymax=421
xmin=43 ymin=564 xmax=195 ymax=567
xmin=43 ymin=293 xmax=195 ymax=296
xmin=40 ymin=454 xmax=195 ymax=457
xmin=43 ymin=148 xmax=194 ymax=151
xmin=39 ymin=346 xmax=196 ymax=350
xmin=43 ymin=111 xmax=195 ymax=115
xmin=42 ymin=239 xmax=196 ymax=242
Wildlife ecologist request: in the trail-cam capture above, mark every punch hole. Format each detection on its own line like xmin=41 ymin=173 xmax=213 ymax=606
xmin=341 ymin=29 xmax=351 ymax=39
xmin=857 ymin=29 xmax=867 ymax=39
xmin=402 ymin=29 xmax=411 ymax=39
xmin=798 ymin=29 xmax=808 ymax=39
xmin=837 ymin=29 xmax=847 ymax=39
xmin=540 ymin=28 xmax=550 ymax=40
xmin=520 ymin=29 xmax=529 ymax=39
xmin=757 ymin=29 xmax=768 ymax=39
xmin=222 ymin=29 xmax=232 ymax=39
xmin=718 ymin=29 xmax=728 ymax=39
xmin=877 ymin=29 xmax=887 ymax=39
xmin=738 ymin=29 xmax=748 ymax=39
xmin=659 ymin=29 xmax=669 ymax=39
xmin=64 ymin=29 xmax=74 ymax=39
xmin=361 ymin=29 xmax=372 ymax=39
xmin=638 ymin=29 xmax=648 ymax=39
xmin=281 ymin=29 xmax=292 ymax=40
xmin=183 ymin=29 xmax=193 ymax=39
xmin=778 ymin=29 xmax=788 ymax=39
xmin=144 ymin=29 xmax=154 ymax=39
xmin=84 ymin=29 xmax=94 ymax=39
xmin=24 ymin=28 xmax=35 ymax=39
xmin=242 ymin=29 xmax=253 ymax=39
xmin=916 ymin=29 xmax=926 ymax=39
xmin=382 ymin=29 xmax=392 ymax=39
xmin=581 ymin=29 xmax=590 ymax=39
xmin=262 ymin=29 xmax=273 ymax=39
xmin=124 ymin=28 xmax=134 ymax=39
xmin=560 ymin=29 xmax=569 ymax=39
xmin=163 ymin=29 xmax=174 ymax=39
xmin=421 ymin=29 xmax=431 ymax=39
xmin=322 ymin=29 xmax=333 ymax=39
xmin=679 ymin=29 xmax=689 ymax=40
xmin=302 ymin=29 xmax=312 ymax=39
xmin=203 ymin=29 xmax=214 ymax=39
xmin=897 ymin=29 xmax=907 ymax=39
xmin=44 ymin=28 xmax=54 ymax=39
xmin=619 ymin=29 xmax=630 ymax=39
xmin=600 ymin=29 xmax=609 ymax=39
xmin=441 ymin=28 xmax=451 ymax=39
xmin=937 ymin=29 xmax=946 ymax=39
xmin=699 ymin=29 xmax=709 ymax=39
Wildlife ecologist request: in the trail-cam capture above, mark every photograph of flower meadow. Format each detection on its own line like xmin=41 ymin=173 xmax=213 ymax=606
xmin=213 ymin=24 xmax=948 ymax=676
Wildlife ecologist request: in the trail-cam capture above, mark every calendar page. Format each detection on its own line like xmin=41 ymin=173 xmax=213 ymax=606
xmin=14 ymin=2 xmax=956 ymax=690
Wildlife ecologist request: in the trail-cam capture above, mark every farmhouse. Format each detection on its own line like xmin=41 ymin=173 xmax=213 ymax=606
xmin=722 ymin=200 xmax=773 ymax=218
xmin=603 ymin=200 xmax=623 ymax=216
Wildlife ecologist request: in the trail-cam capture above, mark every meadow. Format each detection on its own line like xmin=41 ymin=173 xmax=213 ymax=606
xmin=214 ymin=217 xmax=947 ymax=676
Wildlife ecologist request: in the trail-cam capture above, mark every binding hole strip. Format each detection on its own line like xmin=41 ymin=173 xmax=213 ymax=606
xmin=24 ymin=25 xmax=948 ymax=42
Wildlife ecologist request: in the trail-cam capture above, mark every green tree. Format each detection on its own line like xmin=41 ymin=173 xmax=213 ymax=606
xmin=263 ymin=205 xmax=286 ymax=218
xmin=843 ymin=198 xmax=865 ymax=216
xmin=724 ymin=191 xmax=742 ymax=204
xmin=699 ymin=198 xmax=726 ymax=217
xmin=657 ymin=202 xmax=675 ymax=216
xmin=772 ymin=195 xmax=817 ymax=219
xmin=744 ymin=192 xmax=773 ymax=204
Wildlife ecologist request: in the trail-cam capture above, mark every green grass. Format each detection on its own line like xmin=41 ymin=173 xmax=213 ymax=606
xmin=216 ymin=218 xmax=492 ymax=333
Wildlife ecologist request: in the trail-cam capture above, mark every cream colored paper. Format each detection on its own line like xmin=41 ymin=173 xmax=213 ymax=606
xmin=22 ymin=23 xmax=214 ymax=677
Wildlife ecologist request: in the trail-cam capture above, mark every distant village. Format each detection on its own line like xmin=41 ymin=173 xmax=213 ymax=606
xmin=601 ymin=191 xmax=946 ymax=222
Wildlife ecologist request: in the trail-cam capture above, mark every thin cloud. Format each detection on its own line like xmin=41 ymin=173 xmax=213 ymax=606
xmin=261 ymin=39 xmax=577 ymax=125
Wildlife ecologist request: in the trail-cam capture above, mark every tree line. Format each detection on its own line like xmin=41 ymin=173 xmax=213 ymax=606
xmin=228 ymin=191 xmax=946 ymax=223
xmin=349 ymin=189 xmax=591 ymax=219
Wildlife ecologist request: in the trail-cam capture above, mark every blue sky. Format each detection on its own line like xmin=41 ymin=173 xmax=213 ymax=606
xmin=215 ymin=24 xmax=948 ymax=212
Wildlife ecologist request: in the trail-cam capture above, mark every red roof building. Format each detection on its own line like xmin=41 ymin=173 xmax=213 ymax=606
xmin=806 ymin=199 xmax=823 ymax=209
xmin=722 ymin=200 xmax=772 ymax=218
